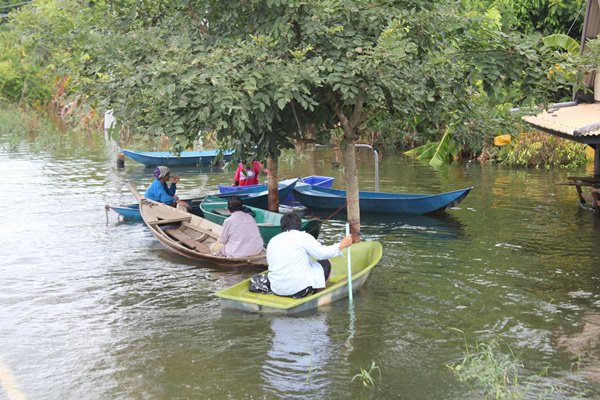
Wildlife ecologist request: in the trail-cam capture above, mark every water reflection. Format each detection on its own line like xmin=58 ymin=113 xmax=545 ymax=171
xmin=262 ymin=314 xmax=332 ymax=399
xmin=305 ymin=209 xmax=465 ymax=241
xmin=556 ymin=309 xmax=600 ymax=382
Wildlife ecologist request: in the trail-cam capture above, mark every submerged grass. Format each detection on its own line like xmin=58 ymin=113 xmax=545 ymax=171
xmin=447 ymin=329 xmax=564 ymax=399
xmin=351 ymin=361 xmax=381 ymax=388
xmin=0 ymin=105 xmax=104 ymax=155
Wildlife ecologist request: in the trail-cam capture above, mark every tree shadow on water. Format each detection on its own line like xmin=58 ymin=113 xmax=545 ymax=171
xmin=304 ymin=209 xmax=466 ymax=242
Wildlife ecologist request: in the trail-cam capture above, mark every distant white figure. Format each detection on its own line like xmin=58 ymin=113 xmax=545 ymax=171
xmin=104 ymin=110 xmax=115 ymax=131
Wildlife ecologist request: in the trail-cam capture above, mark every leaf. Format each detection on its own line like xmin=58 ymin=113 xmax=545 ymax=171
xmin=543 ymin=34 xmax=580 ymax=56
xmin=429 ymin=126 xmax=454 ymax=168
xmin=404 ymin=142 xmax=435 ymax=157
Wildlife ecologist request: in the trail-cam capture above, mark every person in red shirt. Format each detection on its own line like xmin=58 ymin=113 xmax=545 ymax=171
xmin=233 ymin=159 xmax=263 ymax=186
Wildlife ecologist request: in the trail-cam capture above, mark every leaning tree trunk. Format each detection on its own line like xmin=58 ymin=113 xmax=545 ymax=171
xmin=267 ymin=155 xmax=279 ymax=212
xmin=342 ymin=136 xmax=361 ymax=241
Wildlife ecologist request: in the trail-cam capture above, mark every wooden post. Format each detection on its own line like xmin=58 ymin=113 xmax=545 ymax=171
xmin=594 ymin=145 xmax=600 ymax=177
xmin=267 ymin=156 xmax=279 ymax=212
xmin=117 ymin=152 xmax=125 ymax=168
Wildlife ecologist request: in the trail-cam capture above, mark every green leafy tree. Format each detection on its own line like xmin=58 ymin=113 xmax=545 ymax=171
xmin=4 ymin=0 xmax=584 ymax=231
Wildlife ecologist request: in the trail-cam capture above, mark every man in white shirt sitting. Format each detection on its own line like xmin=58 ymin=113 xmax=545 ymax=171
xmin=266 ymin=212 xmax=353 ymax=298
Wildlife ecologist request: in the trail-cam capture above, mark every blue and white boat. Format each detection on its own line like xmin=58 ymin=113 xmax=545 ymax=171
xmin=122 ymin=149 xmax=234 ymax=167
xmin=217 ymin=175 xmax=334 ymax=193
xmin=293 ymin=185 xmax=473 ymax=215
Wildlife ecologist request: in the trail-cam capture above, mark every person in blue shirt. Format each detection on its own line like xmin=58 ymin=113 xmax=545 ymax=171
xmin=144 ymin=166 xmax=189 ymax=207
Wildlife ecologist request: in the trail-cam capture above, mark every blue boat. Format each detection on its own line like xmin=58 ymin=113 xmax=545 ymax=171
xmin=217 ymin=179 xmax=298 ymax=210
xmin=293 ymin=185 xmax=473 ymax=215
xmin=106 ymin=196 xmax=206 ymax=221
xmin=217 ymin=175 xmax=334 ymax=194
xmin=122 ymin=149 xmax=234 ymax=167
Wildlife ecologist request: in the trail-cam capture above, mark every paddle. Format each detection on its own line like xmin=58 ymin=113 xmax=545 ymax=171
xmin=345 ymin=222 xmax=355 ymax=353
xmin=346 ymin=223 xmax=353 ymax=303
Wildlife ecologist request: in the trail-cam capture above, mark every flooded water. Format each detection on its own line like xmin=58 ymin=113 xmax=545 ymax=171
xmin=1 ymin=130 xmax=600 ymax=399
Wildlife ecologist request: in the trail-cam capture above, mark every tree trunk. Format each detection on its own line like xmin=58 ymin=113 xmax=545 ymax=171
xmin=342 ymin=136 xmax=361 ymax=241
xmin=331 ymin=93 xmax=363 ymax=240
xmin=267 ymin=155 xmax=279 ymax=212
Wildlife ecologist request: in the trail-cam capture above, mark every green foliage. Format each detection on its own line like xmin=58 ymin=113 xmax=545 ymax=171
xmin=1 ymin=0 xmax=585 ymax=162
xmin=0 ymin=103 xmax=103 ymax=154
xmin=543 ymin=34 xmax=580 ymax=55
xmin=580 ymin=37 xmax=600 ymax=71
xmin=0 ymin=29 xmax=51 ymax=104
xmin=448 ymin=334 xmax=528 ymax=399
xmin=497 ymin=131 xmax=588 ymax=169
xmin=351 ymin=361 xmax=381 ymax=388
xmin=429 ymin=126 xmax=460 ymax=167
xmin=470 ymin=0 xmax=586 ymax=37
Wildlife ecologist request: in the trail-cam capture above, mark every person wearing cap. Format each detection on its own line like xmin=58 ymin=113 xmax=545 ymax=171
xmin=144 ymin=166 xmax=189 ymax=208
xmin=210 ymin=196 xmax=264 ymax=257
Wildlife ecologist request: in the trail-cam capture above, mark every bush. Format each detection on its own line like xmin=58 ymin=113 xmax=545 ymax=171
xmin=496 ymin=131 xmax=587 ymax=169
xmin=0 ymin=30 xmax=51 ymax=105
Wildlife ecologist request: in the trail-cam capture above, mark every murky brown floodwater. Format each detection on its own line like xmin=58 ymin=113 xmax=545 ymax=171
xmin=1 ymin=130 xmax=599 ymax=399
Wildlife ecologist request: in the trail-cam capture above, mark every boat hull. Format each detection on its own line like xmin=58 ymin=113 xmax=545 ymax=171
xmin=216 ymin=179 xmax=298 ymax=210
xmin=127 ymin=184 xmax=267 ymax=268
xmin=293 ymin=185 xmax=472 ymax=215
xmin=200 ymin=195 xmax=320 ymax=244
xmin=107 ymin=196 xmax=206 ymax=221
xmin=217 ymin=175 xmax=335 ymax=194
xmin=122 ymin=149 xmax=234 ymax=167
xmin=216 ymin=241 xmax=383 ymax=313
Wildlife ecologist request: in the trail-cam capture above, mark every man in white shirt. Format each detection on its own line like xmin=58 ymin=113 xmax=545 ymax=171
xmin=266 ymin=212 xmax=353 ymax=298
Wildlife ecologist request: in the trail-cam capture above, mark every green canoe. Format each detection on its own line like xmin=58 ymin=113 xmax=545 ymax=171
xmin=200 ymin=195 xmax=321 ymax=244
xmin=216 ymin=241 xmax=383 ymax=314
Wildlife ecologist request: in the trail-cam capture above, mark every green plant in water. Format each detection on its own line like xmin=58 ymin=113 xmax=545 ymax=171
xmin=351 ymin=361 xmax=381 ymax=388
xmin=447 ymin=329 xmax=528 ymax=399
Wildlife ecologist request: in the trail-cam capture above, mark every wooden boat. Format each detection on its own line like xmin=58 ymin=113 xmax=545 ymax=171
xmin=217 ymin=175 xmax=335 ymax=194
xmin=106 ymin=196 xmax=206 ymax=221
xmin=122 ymin=149 xmax=234 ymax=167
xmin=216 ymin=179 xmax=298 ymax=210
xmin=200 ymin=195 xmax=321 ymax=244
xmin=293 ymin=185 xmax=473 ymax=215
xmin=128 ymin=184 xmax=267 ymax=268
xmin=216 ymin=241 xmax=383 ymax=314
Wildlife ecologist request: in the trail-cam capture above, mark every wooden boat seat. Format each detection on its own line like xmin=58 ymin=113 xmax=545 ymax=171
xmin=148 ymin=216 xmax=192 ymax=225
xmin=213 ymin=208 xmax=231 ymax=216
xmin=164 ymin=228 xmax=211 ymax=253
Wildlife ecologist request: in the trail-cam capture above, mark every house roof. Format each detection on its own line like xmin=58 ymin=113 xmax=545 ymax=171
xmin=522 ymin=102 xmax=600 ymax=144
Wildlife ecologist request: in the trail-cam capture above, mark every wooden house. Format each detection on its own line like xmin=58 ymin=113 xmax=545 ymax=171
xmin=523 ymin=0 xmax=600 ymax=211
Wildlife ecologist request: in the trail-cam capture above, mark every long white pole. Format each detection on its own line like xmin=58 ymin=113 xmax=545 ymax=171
xmin=346 ymin=223 xmax=353 ymax=303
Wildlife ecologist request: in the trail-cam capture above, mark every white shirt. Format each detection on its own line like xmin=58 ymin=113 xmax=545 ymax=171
xmin=266 ymin=230 xmax=341 ymax=296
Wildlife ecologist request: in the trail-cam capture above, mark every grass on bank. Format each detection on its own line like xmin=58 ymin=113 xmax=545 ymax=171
xmin=0 ymin=105 xmax=104 ymax=155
